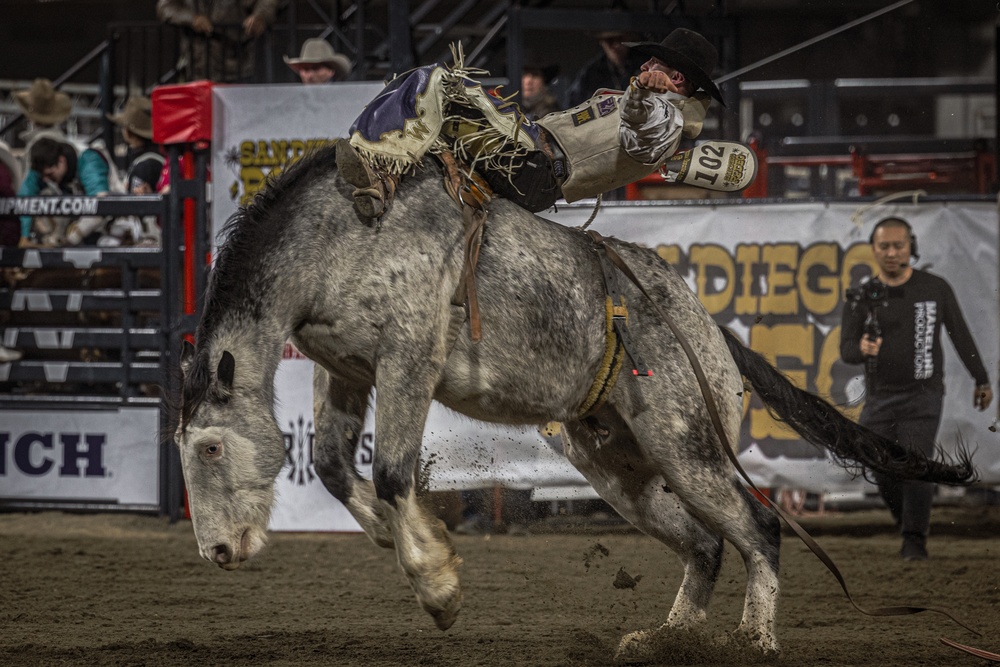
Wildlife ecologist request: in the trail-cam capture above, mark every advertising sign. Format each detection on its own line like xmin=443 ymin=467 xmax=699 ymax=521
xmin=1 ymin=408 xmax=160 ymax=509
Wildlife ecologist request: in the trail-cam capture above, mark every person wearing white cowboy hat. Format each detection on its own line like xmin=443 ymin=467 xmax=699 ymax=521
xmin=284 ymin=38 xmax=352 ymax=84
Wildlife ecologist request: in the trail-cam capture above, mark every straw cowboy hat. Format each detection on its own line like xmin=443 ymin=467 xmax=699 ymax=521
xmin=625 ymin=28 xmax=725 ymax=106
xmin=15 ymin=78 xmax=73 ymax=125
xmin=107 ymin=96 xmax=154 ymax=140
xmin=284 ymin=38 xmax=352 ymax=79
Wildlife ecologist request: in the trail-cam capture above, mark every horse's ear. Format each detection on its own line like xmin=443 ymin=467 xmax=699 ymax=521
xmin=217 ymin=351 xmax=235 ymax=393
xmin=180 ymin=340 xmax=196 ymax=378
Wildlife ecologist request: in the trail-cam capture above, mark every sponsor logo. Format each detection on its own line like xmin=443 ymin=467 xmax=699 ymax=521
xmin=0 ymin=197 xmax=99 ymax=217
xmin=572 ymin=107 xmax=595 ymax=126
xmin=723 ymin=151 xmax=748 ymax=187
xmin=913 ymin=301 xmax=936 ymax=380
xmin=223 ymin=139 xmax=336 ymax=207
xmin=282 ymin=414 xmax=316 ymax=486
xmin=596 ymin=97 xmax=617 ymax=117
xmin=0 ymin=432 xmax=107 ymax=477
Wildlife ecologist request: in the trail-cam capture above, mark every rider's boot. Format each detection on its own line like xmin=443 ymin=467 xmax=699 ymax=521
xmin=336 ymin=138 xmax=399 ymax=219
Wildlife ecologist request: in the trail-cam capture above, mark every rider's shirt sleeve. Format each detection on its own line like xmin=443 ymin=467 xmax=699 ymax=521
xmin=618 ymin=83 xmax=684 ymax=165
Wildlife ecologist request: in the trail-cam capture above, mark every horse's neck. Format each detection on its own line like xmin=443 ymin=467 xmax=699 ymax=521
xmin=206 ymin=316 xmax=290 ymax=403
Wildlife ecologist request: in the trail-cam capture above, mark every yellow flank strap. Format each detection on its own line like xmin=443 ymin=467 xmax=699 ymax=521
xmin=577 ymin=295 xmax=627 ymax=418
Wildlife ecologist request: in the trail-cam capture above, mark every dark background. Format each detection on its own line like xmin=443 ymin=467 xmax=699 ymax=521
xmin=0 ymin=0 xmax=993 ymax=86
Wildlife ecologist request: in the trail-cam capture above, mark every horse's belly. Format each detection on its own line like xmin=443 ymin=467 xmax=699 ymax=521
xmin=435 ymin=345 xmax=593 ymax=425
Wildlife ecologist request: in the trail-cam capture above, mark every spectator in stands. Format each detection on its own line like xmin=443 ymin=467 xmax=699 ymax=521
xmin=108 ymin=96 xmax=162 ymax=193
xmin=157 ymin=0 xmax=283 ymax=82
xmin=14 ymin=79 xmax=83 ymax=169
xmin=18 ymin=137 xmax=115 ymax=246
xmin=0 ymin=140 xmax=21 ymax=247
xmin=284 ymin=38 xmax=352 ymax=84
xmin=0 ymin=141 xmax=24 ymax=362
xmin=840 ymin=216 xmax=993 ymax=561
xmin=520 ymin=60 xmax=559 ymax=121
xmin=104 ymin=96 xmax=165 ymax=246
xmin=564 ymin=29 xmax=646 ymax=108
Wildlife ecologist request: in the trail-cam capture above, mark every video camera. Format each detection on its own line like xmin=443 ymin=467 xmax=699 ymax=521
xmin=846 ymin=277 xmax=888 ymax=384
xmin=846 ymin=277 xmax=888 ymax=308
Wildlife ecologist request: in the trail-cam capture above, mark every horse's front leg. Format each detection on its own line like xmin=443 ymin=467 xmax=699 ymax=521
xmin=312 ymin=365 xmax=393 ymax=548
xmin=373 ymin=358 xmax=463 ymax=631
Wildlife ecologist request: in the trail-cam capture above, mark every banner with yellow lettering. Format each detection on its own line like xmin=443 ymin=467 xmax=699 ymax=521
xmin=545 ymin=199 xmax=999 ymax=490
xmin=211 ymin=82 xmax=384 ymax=245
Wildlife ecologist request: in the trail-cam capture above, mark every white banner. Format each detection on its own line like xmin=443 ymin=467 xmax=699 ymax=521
xmin=269 ymin=351 xmax=586 ymax=532
xmin=211 ymin=82 xmax=384 ymax=245
xmin=0 ymin=408 xmax=160 ymax=508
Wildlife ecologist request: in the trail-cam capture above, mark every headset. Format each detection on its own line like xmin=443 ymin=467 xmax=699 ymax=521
xmin=869 ymin=216 xmax=919 ymax=260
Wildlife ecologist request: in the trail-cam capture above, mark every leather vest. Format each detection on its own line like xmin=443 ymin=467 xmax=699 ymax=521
xmin=537 ymin=89 xmax=709 ymax=203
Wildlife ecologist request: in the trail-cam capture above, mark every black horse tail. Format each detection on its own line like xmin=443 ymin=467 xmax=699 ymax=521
xmin=720 ymin=326 xmax=975 ymax=485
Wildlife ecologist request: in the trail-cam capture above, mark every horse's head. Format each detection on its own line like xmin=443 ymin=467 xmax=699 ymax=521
xmin=176 ymin=341 xmax=285 ymax=570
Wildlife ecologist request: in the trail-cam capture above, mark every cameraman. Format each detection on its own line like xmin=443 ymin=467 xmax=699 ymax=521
xmin=840 ymin=216 xmax=992 ymax=561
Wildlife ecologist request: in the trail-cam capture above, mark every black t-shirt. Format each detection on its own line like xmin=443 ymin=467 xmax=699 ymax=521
xmin=840 ymin=269 xmax=989 ymax=390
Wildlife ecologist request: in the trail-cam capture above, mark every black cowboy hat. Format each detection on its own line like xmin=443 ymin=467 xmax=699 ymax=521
xmin=625 ymin=28 xmax=725 ymax=106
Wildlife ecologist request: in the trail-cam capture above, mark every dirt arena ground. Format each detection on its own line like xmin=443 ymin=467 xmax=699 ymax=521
xmin=2 ymin=504 xmax=999 ymax=667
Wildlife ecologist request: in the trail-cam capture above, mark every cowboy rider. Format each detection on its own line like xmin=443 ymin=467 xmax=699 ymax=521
xmin=337 ymin=28 xmax=754 ymax=219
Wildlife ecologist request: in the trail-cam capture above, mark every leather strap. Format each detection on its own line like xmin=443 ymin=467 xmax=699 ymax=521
xmin=592 ymin=240 xmax=651 ymax=376
xmin=458 ymin=204 xmax=486 ymax=342
xmin=440 ymin=151 xmax=492 ymax=343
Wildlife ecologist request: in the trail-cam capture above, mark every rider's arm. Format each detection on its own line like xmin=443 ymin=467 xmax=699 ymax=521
xmin=618 ymin=81 xmax=685 ymax=165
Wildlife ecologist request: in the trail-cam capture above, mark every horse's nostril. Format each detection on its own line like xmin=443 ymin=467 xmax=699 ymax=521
xmin=212 ymin=544 xmax=231 ymax=564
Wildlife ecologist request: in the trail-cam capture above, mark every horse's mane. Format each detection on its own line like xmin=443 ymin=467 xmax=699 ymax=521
xmin=181 ymin=141 xmax=342 ymax=423
xmin=213 ymin=141 xmax=340 ymax=292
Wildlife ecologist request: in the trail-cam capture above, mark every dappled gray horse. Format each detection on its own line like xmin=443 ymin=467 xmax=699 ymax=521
xmin=176 ymin=143 xmax=970 ymax=661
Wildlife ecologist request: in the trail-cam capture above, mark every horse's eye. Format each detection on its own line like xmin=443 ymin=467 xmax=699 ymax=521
xmin=203 ymin=441 xmax=223 ymax=458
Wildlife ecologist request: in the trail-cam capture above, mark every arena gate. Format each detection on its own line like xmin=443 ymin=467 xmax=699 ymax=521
xmin=0 ymin=111 xmax=211 ymax=519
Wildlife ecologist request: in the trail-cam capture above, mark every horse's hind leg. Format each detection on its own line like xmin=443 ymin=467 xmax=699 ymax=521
xmin=563 ymin=418 xmax=723 ymax=631
xmin=312 ymin=365 xmax=393 ymax=548
xmin=622 ymin=405 xmax=781 ymax=656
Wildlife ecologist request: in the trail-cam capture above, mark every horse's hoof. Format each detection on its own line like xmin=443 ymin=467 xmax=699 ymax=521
xmin=426 ymin=586 xmax=463 ymax=631
xmin=613 ymin=629 xmax=655 ymax=665
xmin=723 ymin=628 xmax=780 ymax=663
xmin=615 ymin=625 xmax=779 ymax=665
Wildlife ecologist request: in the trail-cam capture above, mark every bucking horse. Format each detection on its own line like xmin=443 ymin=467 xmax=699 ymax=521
xmin=174 ymin=142 xmax=972 ymax=663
